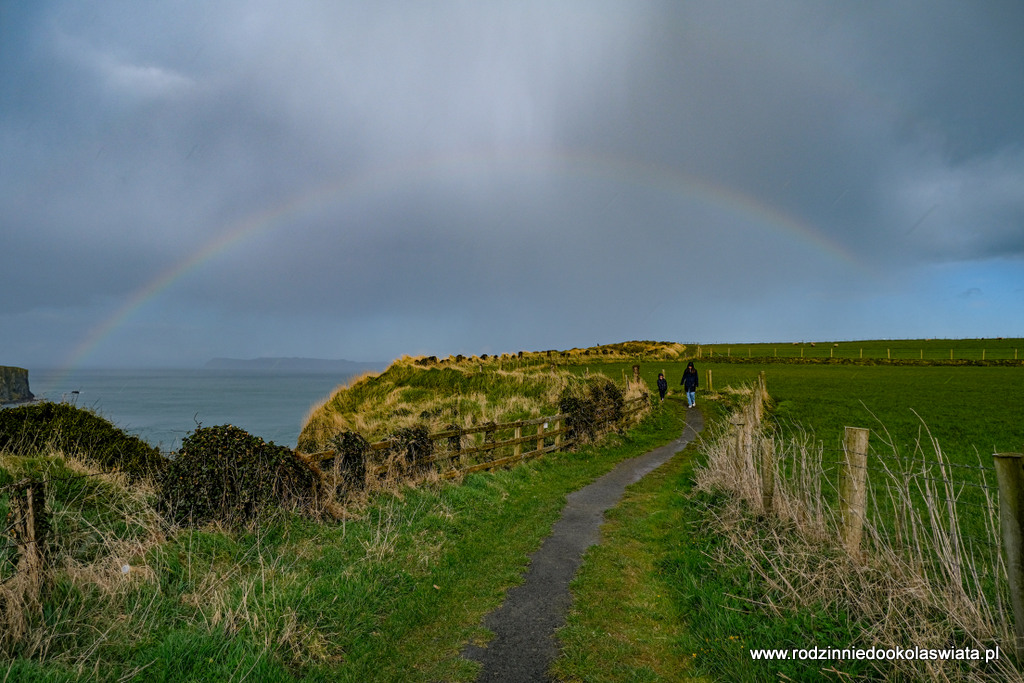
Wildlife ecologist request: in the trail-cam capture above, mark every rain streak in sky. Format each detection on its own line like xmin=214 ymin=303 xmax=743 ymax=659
xmin=2 ymin=1 xmax=1023 ymax=368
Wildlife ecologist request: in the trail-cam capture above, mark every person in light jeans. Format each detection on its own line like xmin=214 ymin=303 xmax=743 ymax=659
xmin=681 ymin=361 xmax=698 ymax=407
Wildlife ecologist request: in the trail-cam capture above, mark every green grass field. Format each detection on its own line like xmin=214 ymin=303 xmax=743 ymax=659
xmin=582 ymin=358 xmax=1022 ymax=481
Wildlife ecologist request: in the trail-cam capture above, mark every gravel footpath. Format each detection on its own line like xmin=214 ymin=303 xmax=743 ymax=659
xmin=462 ymin=407 xmax=704 ymax=682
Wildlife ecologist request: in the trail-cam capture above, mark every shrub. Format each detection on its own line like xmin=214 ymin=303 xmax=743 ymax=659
xmin=159 ymin=425 xmax=316 ymax=526
xmin=559 ymin=391 xmax=595 ymax=442
xmin=0 ymin=402 xmax=165 ymax=480
xmin=328 ymin=430 xmax=369 ymax=494
xmin=591 ymin=380 xmax=625 ymax=424
xmin=387 ymin=425 xmax=433 ymax=475
xmin=559 ymin=377 xmax=625 ymax=442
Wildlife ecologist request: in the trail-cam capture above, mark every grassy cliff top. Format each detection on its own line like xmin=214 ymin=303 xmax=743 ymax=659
xmin=296 ymin=343 xmax=681 ymax=452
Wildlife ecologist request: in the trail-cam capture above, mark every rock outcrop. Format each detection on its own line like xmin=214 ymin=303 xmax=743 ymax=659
xmin=0 ymin=366 xmax=34 ymax=404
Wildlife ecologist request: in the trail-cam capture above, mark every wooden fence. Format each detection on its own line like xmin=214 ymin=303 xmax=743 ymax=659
xmin=714 ymin=372 xmax=1024 ymax=665
xmin=300 ymin=395 xmax=650 ymax=491
xmin=0 ymin=394 xmax=651 ymax=614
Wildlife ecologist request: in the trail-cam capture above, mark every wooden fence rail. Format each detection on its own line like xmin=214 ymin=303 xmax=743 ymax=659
xmin=299 ymin=396 xmax=649 ymax=485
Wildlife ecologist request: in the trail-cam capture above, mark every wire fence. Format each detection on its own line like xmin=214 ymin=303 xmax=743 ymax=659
xmin=696 ymin=373 xmax=1022 ymax=680
xmin=694 ymin=343 xmax=1024 ymax=363
xmin=808 ymin=446 xmax=1003 ymax=560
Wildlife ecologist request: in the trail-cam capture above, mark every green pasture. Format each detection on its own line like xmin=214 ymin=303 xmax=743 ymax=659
xmin=569 ymin=357 xmax=1023 ymax=556
xmin=571 ymin=358 xmax=1023 ymax=465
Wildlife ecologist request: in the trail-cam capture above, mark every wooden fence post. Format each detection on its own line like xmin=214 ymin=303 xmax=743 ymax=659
xmin=706 ymin=369 xmax=713 ymax=393
xmin=514 ymin=425 xmax=522 ymax=458
xmin=753 ymin=371 xmax=767 ymax=424
xmin=9 ymin=479 xmax=49 ymax=605
xmin=994 ymin=452 xmax=1024 ymax=659
xmin=536 ymin=423 xmax=545 ymax=452
xmin=839 ymin=427 xmax=869 ymax=556
xmin=742 ymin=404 xmax=755 ymax=472
xmin=761 ymin=436 xmax=775 ymax=513
xmin=730 ymin=417 xmax=746 ymax=479
xmin=554 ymin=418 xmax=562 ymax=449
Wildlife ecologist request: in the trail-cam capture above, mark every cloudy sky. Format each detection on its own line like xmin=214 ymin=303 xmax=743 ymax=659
xmin=3 ymin=1 xmax=1023 ymax=369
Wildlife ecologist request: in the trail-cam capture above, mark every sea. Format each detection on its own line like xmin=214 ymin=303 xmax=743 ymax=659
xmin=14 ymin=368 xmax=359 ymax=453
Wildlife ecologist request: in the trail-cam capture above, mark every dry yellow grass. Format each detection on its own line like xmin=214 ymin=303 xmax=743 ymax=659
xmin=297 ymin=357 xmax=584 ymax=452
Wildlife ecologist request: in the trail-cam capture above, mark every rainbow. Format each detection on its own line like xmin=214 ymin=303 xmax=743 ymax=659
xmin=63 ymin=148 xmax=861 ymax=369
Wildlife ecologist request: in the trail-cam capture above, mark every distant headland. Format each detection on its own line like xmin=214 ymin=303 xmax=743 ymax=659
xmin=204 ymin=357 xmax=385 ymax=373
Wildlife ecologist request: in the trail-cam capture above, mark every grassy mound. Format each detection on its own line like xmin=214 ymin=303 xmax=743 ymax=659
xmin=299 ymin=359 xmax=567 ymax=451
xmin=298 ymin=346 xmax=669 ymax=453
xmin=0 ymin=402 xmax=165 ymax=480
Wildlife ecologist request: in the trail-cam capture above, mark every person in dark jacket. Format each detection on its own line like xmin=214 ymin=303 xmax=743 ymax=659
xmin=656 ymin=373 xmax=668 ymax=402
xmin=681 ymin=362 xmax=698 ymax=407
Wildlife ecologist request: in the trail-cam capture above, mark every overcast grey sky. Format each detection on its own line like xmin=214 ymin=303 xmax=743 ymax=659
xmin=3 ymin=1 xmax=1023 ymax=369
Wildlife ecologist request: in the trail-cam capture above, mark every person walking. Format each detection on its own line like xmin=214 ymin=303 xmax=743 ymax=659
xmin=656 ymin=373 xmax=668 ymax=402
xmin=681 ymin=362 xmax=698 ymax=408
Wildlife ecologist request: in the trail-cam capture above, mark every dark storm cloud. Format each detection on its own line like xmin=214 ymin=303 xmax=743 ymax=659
xmin=2 ymin=1 xmax=1022 ymax=367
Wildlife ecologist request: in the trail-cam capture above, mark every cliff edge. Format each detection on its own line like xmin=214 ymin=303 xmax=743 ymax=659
xmin=0 ymin=366 xmax=34 ymax=404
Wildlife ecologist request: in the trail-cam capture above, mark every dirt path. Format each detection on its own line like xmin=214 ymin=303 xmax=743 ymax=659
xmin=462 ymin=407 xmax=704 ymax=682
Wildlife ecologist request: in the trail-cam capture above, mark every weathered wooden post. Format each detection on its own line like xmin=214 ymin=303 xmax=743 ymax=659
xmin=706 ymin=369 xmax=713 ymax=392
xmin=632 ymin=364 xmax=640 ymax=384
xmin=761 ymin=435 xmax=775 ymax=513
xmin=839 ymin=427 xmax=869 ymax=556
xmin=742 ymin=403 xmax=755 ymax=472
xmin=994 ymin=452 xmax=1024 ymax=659
xmin=554 ymin=417 xmax=562 ymax=449
xmin=752 ymin=371 xmax=767 ymax=424
xmin=9 ymin=479 xmax=49 ymax=606
xmin=729 ymin=416 xmax=746 ymax=480
xmin=514 ymin=425 xmax=522 ymax=458
xmin=536 ymin=422 xmax=545 ymax=452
